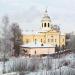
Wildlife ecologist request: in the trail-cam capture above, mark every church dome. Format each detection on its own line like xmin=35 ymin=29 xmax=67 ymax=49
xmin=43 ymin=15 xmax=50 ymax=19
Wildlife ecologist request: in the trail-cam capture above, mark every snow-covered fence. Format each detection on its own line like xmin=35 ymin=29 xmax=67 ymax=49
xmin=0 ymin=53 xmax=75 ymax=75
xmin=0 ymin=56 xmax=54 ymax=73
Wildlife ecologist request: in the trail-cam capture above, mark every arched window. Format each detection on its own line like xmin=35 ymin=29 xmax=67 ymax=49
xmin=42 ymin=23 xmax=43 ymax=27
xmin=55 ymin=39 xmax=57 ymax=42
xmin=44 ymin=23 xmax=46 ymax=27
xmin=48 ymin=39 xmax=50 ymax=42
xmin=41 ymin=39 xmax=42 ymax=42
xmin=63 ymin=39 xmax=64 ymax=42
xmin=35 ymin=39 xmax=37 ymax=41
xmin=35 ymin=39 xmax=37 ymax=44
xmin=35 ymin=50 xmax=36 ymax=54
xmin=41 ymin=43 xmax=44 ymax=46
xmin=48 ymin=23 xmax=49 ymax=27
xmin=26 ymin=39 xmax=29 ymax=43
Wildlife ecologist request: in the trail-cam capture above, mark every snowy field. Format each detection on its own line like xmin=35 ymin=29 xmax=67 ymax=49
xmin=0 ymin=53 xmax=75 ymax=75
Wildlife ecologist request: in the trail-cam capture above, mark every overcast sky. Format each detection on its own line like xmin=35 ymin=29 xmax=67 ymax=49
xmin=0 ymin=0 xmax=75 ymax=33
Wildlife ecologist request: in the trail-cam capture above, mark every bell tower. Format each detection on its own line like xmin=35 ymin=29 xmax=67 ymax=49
xmin=41 ymin=9 xmax=52 ymax=31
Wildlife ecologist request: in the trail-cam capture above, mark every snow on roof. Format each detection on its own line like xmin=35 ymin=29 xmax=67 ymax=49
xmin=21 ymin=41 xmax=55 ymax=48
xmin=22 ymin=30 xmax=43 ymax=35
xmin=22 ymin=30 xmax=38 ymax=35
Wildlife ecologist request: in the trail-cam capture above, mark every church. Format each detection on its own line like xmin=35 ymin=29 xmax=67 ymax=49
xmin=21 ymin=9 xmax=65 ymax=56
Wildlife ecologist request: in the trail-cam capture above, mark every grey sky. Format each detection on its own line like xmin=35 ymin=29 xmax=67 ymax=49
xmin=0 ymin=0 xmax=75 ymax=33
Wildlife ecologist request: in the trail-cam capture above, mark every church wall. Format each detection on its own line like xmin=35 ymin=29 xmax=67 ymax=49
xmin=22 ymin=35 xmax=34 ymax=44
xmin=22 ymin=34 xmax=46 ymax=44
xmin=22 ymin=31 xmax=65 ymax=47
xmin=33 ymin=34 xmax=45 ymax=44
xmin=60 ymin=35 xmax=65 ymax=47
xmin=45 ymin=31 xmax=60 ymax=46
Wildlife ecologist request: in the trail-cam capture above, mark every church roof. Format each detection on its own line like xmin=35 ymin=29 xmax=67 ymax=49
xmin=43 ymin=15 xmax=50 ymax=19
xmin=22 ymin=30 xmax=39 ymax=35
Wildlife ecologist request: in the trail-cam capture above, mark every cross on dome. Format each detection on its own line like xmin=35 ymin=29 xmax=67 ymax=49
xmin=44 ymin=8 xmax=48 ymax=16
xmin=42 ymin=8 xmax=50 ymax=19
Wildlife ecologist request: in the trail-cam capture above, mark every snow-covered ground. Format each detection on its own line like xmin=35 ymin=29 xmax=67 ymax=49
xmin=0 ymin=53 xmax=75 ymax=75
xmin=2 ymin=72 xmax=19 ymax=75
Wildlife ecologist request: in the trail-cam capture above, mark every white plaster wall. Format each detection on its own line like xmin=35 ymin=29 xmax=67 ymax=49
xmin=28 ymin=47 xmax=55 ymax=55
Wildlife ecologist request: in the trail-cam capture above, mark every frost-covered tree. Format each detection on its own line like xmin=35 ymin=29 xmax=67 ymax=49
xmin=1 ymin=16 xmax=13 ymax=57
xmin=67 ymin=33 xmax=75 ymax=52
xmin=1 ymin=15 xmax=11 ymax=73
xmin=66 ymin=33 xmax=71 ymax=49
xmin=10 ymin=23 xmax=22 ymax=56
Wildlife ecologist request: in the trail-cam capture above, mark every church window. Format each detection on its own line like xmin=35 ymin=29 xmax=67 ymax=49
xmin=48 ymin=39 xmax=50 ymax=42
xmin=41 ymin=43 xmax=44 ymax=46
xmin=35 ymin=50 xmax=36 ymax=54
xmin=44 ymin=23 xmax=46 ymax=27
xmin=35 ymin=39 xmax=37 ymax=41
xmin=63 ymin=39 xmax=64 ymax=42
xmin=48 ymin=23 xmax=49 ymax=27
xmin=35 ymin=39 xmax=37 ymax=44
xmin=55 ymin=39 xmax=57 ymax=42
xmin=26 ymin=39 xmax=29 ymax=43
xmin=41 ymin=39 xmax=42 ymax=42
xmin=42 ymin=23 xmax=43 ymax=27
